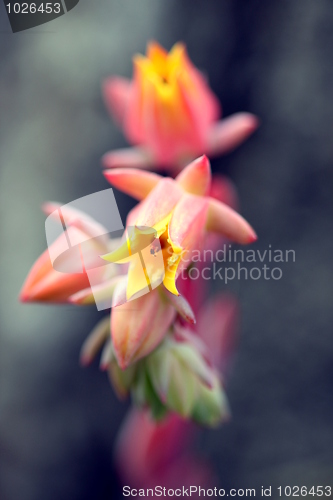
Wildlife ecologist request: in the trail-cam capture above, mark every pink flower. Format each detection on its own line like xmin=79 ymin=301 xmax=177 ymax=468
xmin=102 ymin=41 xmax=258 ymax=172
xmin=115 ymin=409 xmax=215 ymax=497
xmin=103 ymin=155 xmax=257 ymax=298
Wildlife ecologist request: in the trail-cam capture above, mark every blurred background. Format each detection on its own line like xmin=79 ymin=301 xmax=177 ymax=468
xmin=1 ymin=0 xmax=333 ymax=498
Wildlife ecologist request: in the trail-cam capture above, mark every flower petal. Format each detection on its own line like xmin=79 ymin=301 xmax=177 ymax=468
xmin=135 ymin=178 xmax=183 ymax=229
xmin=111 ymin=289 xmax=176 ymax=369
xmin=207 ymin=113 xmax=259 ymax=156
xmin=162 ymin=289 xmax=196 ymax=324
xmin=176 ymin=155 xmax=211 ymax=196
xmin=164 ymin=194 xmax=209 ymax=295
xmin=102 ymin=76 xmax=131 ymax=124
xmin=147 ymin=41 xmax=168 ymax=71
xmin=209 ymin=174 xmax=239 ymax=210
xmin=197 ymin=294 xmax=239 ymax=375
xmin=42 ymin=201 xmax=109 ymax=245
xmin=115 ymin=409 xmax=193 ymax=487
xmin=168 ymin=194 xmax=209 ymax=252
xmin=102 ymin=147 xmax=154 ymax=171
xmin=206 ymin=198 xmax=257 ymax=244
xmin=79 ymin=316 xmax=110 ymax=366
xmin=19 ymin=246 xmax=90 ymax=303
xmin=69 ymin=275 xmax=123 ymax=306
xmin=103 ymin=167 xmax=162 ymax=201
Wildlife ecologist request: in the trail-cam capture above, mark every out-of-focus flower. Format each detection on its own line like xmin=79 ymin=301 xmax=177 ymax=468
xmin=102 ymin=41 xmax=258 ymax=172
xmin=103 ymin=155 xmax=257 ymax=298
xmin=115 ymin=409 xmax=215 ymax=497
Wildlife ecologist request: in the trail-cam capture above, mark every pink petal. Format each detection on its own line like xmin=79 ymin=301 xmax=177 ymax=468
xmin=207 ymin=113 xmax=259 ymax=156
xmin=115 ymin=409 xmax=193 ymax=487
xmin=177 ymin=269 xmax=208 ymax=319
xmin=209 ymin=174 xmax=239 ymax=210
xmin=176 ymin=155 xmax=211 ymax=196
xmin=204 ymin=175 xmax=240 ymax=252
xmin=149 ymin=455 xmax=215 ymax=495
xmin=111 ymin=289 xmax=176 ymax=369
xmin=102 ymin=147 xmax=154 ymax=171
xmin=102 ymin=77 xmax=131 ymax=124
xmin=162 ymin=289 xmax=196 ymax=324
xmin=135 ymin=178 xmax=183 ymax=229
xmin=103 ymin=168 xmax=162 ymax=201
xmin=206 ymin=198 xmax=257 ymax=244
xmin=123 ymin=61 xmax=147 ymax=145
xmin=164 ymin=194 xmax=209 ymax=296
xmin=168 ymin=194 xmax=209 ymax=252
xmin=197 ymin=294 xmax=239 ymax=375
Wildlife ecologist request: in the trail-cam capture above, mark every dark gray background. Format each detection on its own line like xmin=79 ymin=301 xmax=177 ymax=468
xmin=0 ymin=0 xmax=332 ymax=499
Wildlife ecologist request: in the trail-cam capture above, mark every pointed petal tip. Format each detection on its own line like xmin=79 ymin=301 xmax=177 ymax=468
xmin=117 ymin=358 xmax=129 ymax=371
xmin=240 ymin=113 xmax=260 ymax=134
xmin=196 ymin=154 xmax=211 ymax=173
xmin=176 ymin=156 xmax=212 ymax=196
xmin=19 ymin=291 xmax=29 ymax=303
xmin=200 ymin=154 xmax=209 ymax=164
xmin=248 ymin=230 xmax=258 ymax=244
xmin=248 ymin=114 xmax=260 ymax=131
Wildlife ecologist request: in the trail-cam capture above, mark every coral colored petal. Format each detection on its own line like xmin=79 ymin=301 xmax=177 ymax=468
xmin=206 ymin=198 xmax=257 ymax=244
xmin=19 ymin=247 xmax=90 ymax=303
xmin=176 ymin=155 xmax=211 ymax=196
xmin=102 ymin=147 xmax=154 ymax=171
xmin=103 ymin=168 xmax=162 ymax=201
xmin=207 ymin=113 xmax=259 ymax=156
xmin=102 ymin=77 xmax=131 ymax=124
